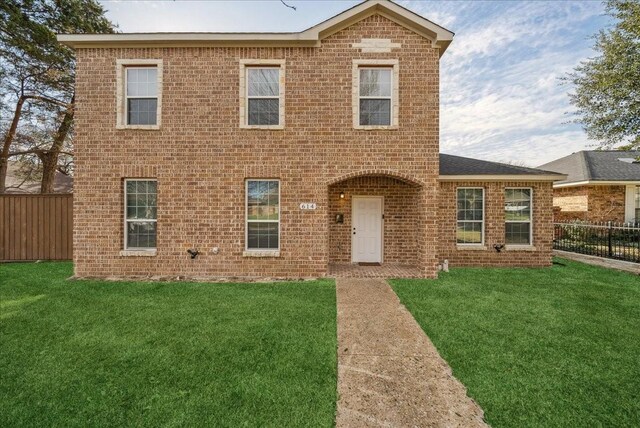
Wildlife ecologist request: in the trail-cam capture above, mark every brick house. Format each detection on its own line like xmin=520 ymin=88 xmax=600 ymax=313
xmin=58 ymin=0 xmax=565 ymax=279
xmin=539 ymin=151 xmax=640 ymax=223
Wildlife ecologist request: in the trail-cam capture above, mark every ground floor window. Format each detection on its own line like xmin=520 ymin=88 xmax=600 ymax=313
xmin=457 ymin=188 xmax=484 ymax=244
xmin=505 ymin=188 xmax=532 ymax=245
xmin=246 ymin=179 xmax=279 ymax=250
xmin=635 ymin=186 xmax=640 ymax=221
xmin=124 ymin=179 xmax=157 ymax=249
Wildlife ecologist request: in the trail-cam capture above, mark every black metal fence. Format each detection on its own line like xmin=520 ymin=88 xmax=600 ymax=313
xmin=554 ymin=222 xmax=640 ymax=263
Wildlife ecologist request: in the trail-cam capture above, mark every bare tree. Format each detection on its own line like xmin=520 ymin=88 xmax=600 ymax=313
xmin=0 ymin=0 xmax=114 ymax=193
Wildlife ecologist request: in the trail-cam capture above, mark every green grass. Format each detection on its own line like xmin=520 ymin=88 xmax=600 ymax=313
xmin=390 ymin=258 xmax=640 ymax=427
xmin=0 ymin=262 xmax=337 ymax=427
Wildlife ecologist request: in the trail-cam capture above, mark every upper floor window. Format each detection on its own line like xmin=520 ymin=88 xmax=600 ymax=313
xmin=116 ymin=59 xmax=162 ymax=130
xmin=457 ymin=188 xmax=484 ymax=245
xmin=239 ymin=60 xmax=285 ymax=129
xmin=505 ymin=188 xmax=532 ymax=245
xmin=126 ymin=67 xmax=158 ymax=125
xmin=353 ymin=59 xmax=399 ymax=129
xmin=248 ymin=68 xmax=280 ymax=125
xmin=359 ymin=68 xmax=392 ymax=126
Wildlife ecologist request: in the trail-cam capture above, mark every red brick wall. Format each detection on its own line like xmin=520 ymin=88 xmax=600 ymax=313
xmin=438 ymin=181 xmax=554 ymax=268
xmin=586 ymin=185 xmax=626 ymax=222
xmin=553 ymin=185 xmax=625 ymax=222
xmin=328 ymin=176 xmax=420 ymax=264
xmin=73 ymin=14 xmax=440 ymax=278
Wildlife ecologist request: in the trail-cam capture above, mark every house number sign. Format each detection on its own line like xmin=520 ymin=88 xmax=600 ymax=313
xmin=299 ymin=203 xmax=317 ymax=210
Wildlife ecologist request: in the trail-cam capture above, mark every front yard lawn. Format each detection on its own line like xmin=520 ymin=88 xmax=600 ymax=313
xmin=0 ymin=262 xmax=337 ymax=427
xmin=390 ymin=258 xmax=640 ymax=427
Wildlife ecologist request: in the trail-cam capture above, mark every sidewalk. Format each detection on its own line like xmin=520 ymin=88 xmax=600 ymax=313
xmin=554 ymin=250 xmax=640 ymax=275
xmin=335 ymin=278 xmax=487 ymax=427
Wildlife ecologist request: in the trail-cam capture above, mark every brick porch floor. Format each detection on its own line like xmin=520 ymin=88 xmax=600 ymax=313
xmin=328 ymin=262 xmax=423 ymax=278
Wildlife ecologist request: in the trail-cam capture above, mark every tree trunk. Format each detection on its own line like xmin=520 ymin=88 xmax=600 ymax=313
xmin=0 ymin=96 xmax=26 ymax=194
xmin=40 ymin=96 xmax=74 ymax=194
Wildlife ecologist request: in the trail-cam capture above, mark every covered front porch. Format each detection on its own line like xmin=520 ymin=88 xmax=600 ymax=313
xmin=326 ymin=171 xmax=433 ymax=278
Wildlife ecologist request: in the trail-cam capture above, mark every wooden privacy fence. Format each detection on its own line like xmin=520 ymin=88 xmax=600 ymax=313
xmin=0 ymin=194 xmax=73 ymax=261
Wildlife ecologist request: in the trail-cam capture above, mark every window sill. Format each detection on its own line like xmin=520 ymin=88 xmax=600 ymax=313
xmin=120 ymin=249 xmax=157 ymax=257
xmin=505 ymin=245 xmax=537 ymax=251
xmin=239 ymin=124 xmax=285 ymax=130
xmin=116 ymin=124 xmax=160 ymax=130
xmin=242 ymin=250 xmax=280 ymax=258
xmin=456 ymin=245 xmax=487 ymax=251
xmin=354 ymin=125 xmax=399 ymax=130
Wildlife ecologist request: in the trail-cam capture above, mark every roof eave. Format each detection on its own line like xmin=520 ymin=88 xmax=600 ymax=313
xmin=56 ymin=33 xmax=321 ymax=48
xmin=554 ymin=179 xmax=640 ymax=188
xmin=57 ymin=0 xmax=454 ymax=54
xmin=439 ymin=174 xmax=567 ymax=182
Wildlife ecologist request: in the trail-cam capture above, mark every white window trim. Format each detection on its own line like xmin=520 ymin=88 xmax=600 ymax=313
xmin=505 ymin=187 xmax=533 ymax=247
xmin=636 ymin=186 xmax=640 ymax=222
xmin=123 ymin=178 xmax=158 ymax=252
xmin=352 ymin=59 xmax=399 ymax=130
xmin=239 ymin=59 xmax=285 ymax=130
xmin=244 ymin=179 xmax=281 ymax=254
xmin=624 ymin=185 xmax=639 ymax=223
xmin=116 ymin=59 xmax=163 ymax=130
xmin=456 ymin=187 xmax=485 ymax=246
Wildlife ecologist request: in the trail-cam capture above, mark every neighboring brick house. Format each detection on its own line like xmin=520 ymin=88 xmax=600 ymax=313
xmin=539 ymin=151 xmax=640 ymax=224
xmin=58 ymin=0 xmax=565 ymax=279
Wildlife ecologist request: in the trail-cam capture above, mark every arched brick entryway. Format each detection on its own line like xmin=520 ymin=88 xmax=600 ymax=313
xmin=327 ymin=171 xmax=429 ymax=277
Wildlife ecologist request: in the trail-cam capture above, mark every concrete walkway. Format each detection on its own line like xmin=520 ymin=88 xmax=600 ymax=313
xmin=336 ymin=278 xmax=487 ymax=427
xmin=554 ymin=250 xmax=640 ymax=275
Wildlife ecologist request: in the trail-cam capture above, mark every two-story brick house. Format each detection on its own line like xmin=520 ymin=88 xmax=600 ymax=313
xmin=58 ymin=0 xmax=565 ymax=279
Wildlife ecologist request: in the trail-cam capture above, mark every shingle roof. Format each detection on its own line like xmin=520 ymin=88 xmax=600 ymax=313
xmin=439 ymin=153 xmax=562 ymax=176
xmin=537 ymin=150 xmax=640 ymax=184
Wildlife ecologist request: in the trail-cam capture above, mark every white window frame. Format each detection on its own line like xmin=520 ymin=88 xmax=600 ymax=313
xmin=245 ymin=179 xmax=281 ymax=252
xmin=116 ymin=59 xmax=163 ymax=130
xmin=456 ymin=187 xmax=485 ymax=246
xmin=352 ymin=59 xmax=399 ymax=130
xmin=636 ymin=186 xmax=640 ymax=222
xmin=124 ymin=178 xmax=158 ymax=252
xmin=239 ymin=59 xmax=285 ymax=130
xmin=505 ymin=187 xmax=533 ymax=246
xmin=625 ymin=185 xmax=640 ymax=223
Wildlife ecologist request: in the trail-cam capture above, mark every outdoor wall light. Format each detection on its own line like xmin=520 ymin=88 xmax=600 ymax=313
xmin=340 ymin=191 xmax=345 ymax=199
xmin=187 ymin=249 xmax=200 ymax=259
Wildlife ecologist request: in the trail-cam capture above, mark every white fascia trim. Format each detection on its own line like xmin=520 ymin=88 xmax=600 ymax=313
xmin=307 ymin=1 xmax=453 ymax=44
xmin=56 ymin=33 xmax=319 ymax=49
xmin=553 ymin=180 xmax=640 ymax=188
xmin=439 ymin=174 xmax=566 ymax=182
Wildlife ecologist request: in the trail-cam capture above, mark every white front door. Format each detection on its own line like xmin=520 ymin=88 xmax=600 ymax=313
xmin=352 ymin=196 xmax=383 ymax=263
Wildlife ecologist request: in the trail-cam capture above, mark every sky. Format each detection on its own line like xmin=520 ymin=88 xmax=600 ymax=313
xmin=96 ymin=0 xmax=612 ymax=166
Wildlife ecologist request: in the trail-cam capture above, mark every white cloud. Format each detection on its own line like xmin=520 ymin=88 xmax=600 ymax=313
xmin=445 ymin=130 xmax=593 ymax=167
xmin=431 ymin=1 xmax=607 ymax=165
